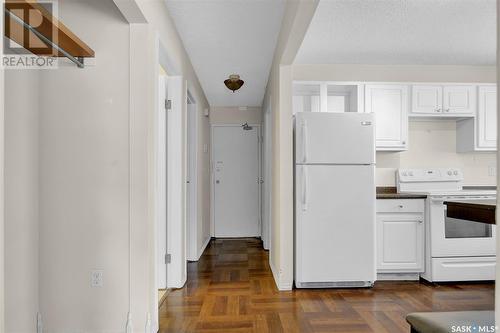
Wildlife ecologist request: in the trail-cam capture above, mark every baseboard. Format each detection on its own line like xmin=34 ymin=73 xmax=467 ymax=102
xmin=158 ymin=288 xmax=171 ymax=308
xmin=196 ymin=236 xmax=211 ymax=260
xmin=377 ymin=273 xmax=420 ymax=281
xmin=269 ymin=260 xmax=293 ymax=291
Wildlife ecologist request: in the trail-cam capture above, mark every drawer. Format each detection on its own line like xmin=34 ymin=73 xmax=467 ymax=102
xmin=430 ymin=257 xmax=496 ymax=282
xmin=377 ymin=199 xmax=425 ymax=213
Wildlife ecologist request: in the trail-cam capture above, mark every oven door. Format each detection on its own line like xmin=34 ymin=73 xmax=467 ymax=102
xmin=430 ymin=196 xmax=496 ymax=257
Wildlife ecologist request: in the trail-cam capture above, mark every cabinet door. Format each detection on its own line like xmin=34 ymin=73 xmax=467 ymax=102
xmin=411 ymin=85 xmax=442 ymax=114
xmin=365 ymin=85 xmax=408 ymax=150
xmin=377 ymin=214 xmax=424 ymax=272
xmin=477 ymin=86 xmax=497 ymax=149
xmin=443 ymin=86 xmax=476 ymax=114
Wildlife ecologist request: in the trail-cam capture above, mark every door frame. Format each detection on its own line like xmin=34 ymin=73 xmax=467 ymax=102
xmin=156 ymin=69 xmax=168 ymax=290
xmin=186 ymin=93 xmax=199 ymax=261
xmin=262 ymin=104 xmax=272 ymax=250
xmin=210 ymin=124 xmax=262 ymax=238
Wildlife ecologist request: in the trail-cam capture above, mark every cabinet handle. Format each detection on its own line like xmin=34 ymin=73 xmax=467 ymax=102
xmin=418 ymin=220 xmax=424 ymax=223
xmin=444 ymin=109 xmax=450 ymax=113
xmin=398 ymin=205 xmax=404 ymax=208
xmin=435 ymin=109 xmax=442 ymax=113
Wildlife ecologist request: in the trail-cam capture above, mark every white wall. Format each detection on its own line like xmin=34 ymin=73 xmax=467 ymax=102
xmin=377 ymin=121 xmax=497 ymax=186
xmin=209 ymin=106 xmax=262 ymax=125
xmin=0 ymin=10 xmax=4 ymax=327
xmin=4 ymin=70 xmax=40 ymax=332
xmin=293 ymin=64 xmax=496 ymax=83
xmin=495 ymin=0 xmax=499 ymax=326
xmin=38 ymin=1 xmax=130 ymax=331
xmin=263 ymin=0 xmax=319 ymax=291
xmin=2 ymin=0 xmax=210 ymax=331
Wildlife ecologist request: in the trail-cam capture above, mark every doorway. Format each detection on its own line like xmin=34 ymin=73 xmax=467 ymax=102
xmin=211 ymin=124 xmax=261 ymax=237
xmin=157 ymin=66 xmax=168 ymax=303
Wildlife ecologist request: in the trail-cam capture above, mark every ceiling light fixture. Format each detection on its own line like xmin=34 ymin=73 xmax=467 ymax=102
xmin=224 ymin=74 xmax=244 ymax=92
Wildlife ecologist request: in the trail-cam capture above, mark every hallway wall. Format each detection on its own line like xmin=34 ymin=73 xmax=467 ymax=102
xmin=38 ymin=0 xmax=130 ymax=330
xmin=5 ymin=70 xmax=40 ymax=333
xmin=209 ymin=106 xmax=262 ymax=125
xmin=136 ymin=0 xmax=212 ymax=274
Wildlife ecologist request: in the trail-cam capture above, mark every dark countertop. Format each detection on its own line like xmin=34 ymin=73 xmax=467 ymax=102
xmin=376 ymin=187 xmax=427 ymax=199
xmin=444 ymin=199 xmax=496 ymax=225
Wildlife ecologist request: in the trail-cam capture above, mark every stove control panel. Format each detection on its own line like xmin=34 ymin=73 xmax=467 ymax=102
xmin=398 ymin=168 xmax=463 ymax=182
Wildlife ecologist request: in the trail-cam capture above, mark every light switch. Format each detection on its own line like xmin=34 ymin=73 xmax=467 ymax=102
xmin=203 ymin=144 xmax=208 ymax=153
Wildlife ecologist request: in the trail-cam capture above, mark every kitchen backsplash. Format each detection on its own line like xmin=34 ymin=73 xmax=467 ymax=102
xmin=376 ymin=121 xmax=497 ymax=186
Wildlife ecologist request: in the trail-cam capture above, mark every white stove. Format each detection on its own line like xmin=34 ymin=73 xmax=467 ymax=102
xmin=397 ymin=168 xmax=496 ymax=282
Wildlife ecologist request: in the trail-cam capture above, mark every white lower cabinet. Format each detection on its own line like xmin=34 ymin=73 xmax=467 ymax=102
xmin=376 ymin=199 xmax=425 ymax=278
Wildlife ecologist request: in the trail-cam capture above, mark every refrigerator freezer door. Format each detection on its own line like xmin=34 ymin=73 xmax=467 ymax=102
xmin=295 ymin=112 xmax=375 ymax=165
xmin=295 ymin=164 xmax=376 ymax=286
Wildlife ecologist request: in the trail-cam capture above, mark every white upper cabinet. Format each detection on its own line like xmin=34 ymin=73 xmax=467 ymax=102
xmin=365 ymin=84 xmax=408 ymax=151
xmin=411 ymin=85 xmax=476 ymax=116
xmin=443 ymin=86 xmax=476 ymax=114
xmin=292 ymin=84 xmax=320 ymax=114
xmin=477 ymin=86 xmax=497 ymax=148
xmin=292 ymin=82 xmax=363 ymax=114
xmin=411 ymin=85 xmax=442 ymax=114
xmin=456 ymin=85 xmax=497 ymax=152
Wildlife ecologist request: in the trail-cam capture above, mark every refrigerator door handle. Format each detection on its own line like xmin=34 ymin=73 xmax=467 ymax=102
xmin=302 ymin=120 xmax=308 ymax=163
xmin=302 ymin=166 xmax=308 ymax=211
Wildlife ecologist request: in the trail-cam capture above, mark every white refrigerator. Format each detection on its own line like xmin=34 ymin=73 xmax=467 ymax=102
xmin=294 ymin=112 xmax=376 ymax=288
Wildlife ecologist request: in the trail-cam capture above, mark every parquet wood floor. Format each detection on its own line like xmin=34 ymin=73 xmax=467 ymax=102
xmin=159 ymin=238 xmax=494 ymax=332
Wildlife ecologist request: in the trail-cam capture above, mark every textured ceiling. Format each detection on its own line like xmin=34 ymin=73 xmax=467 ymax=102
xmin=295 ymin=0 xmax=496 ymax=65
xmin=165 ymin=0 xmax=285 ymax=107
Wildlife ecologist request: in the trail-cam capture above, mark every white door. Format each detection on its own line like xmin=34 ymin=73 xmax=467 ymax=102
xmin=477 ymin=86 xmax=497 ymax=149
xmin=166 ymin=76 xmax=187 ymax=288
xmin=262 ymin=106 xmax=272 ymax=250
xmin=295 ymin=112 xmax=375 ymax=165
xmin=295 ymin=165 xmax=376 ymax=284
xmin=443 ymin=85 xmax=476 ymax=114
xmin=365 ymin=85 xmax=408 ymax=150
xmin=411 ymin=85 xmax=442 ymax=114
xmin=213 ymin=125 xmax=260 ymax=237
xmin=376 ymin=214 xmax=424 ymax=272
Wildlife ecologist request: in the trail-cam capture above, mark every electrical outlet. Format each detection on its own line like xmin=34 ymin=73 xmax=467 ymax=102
xmin=91 ymin=270 xmax=103 ymax=287
xmin=488 ymin=166 xmax=496 ymax=177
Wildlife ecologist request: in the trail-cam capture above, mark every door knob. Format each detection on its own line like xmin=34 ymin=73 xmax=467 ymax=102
xmin=216 ymin=180 xmax=220 ymax=184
